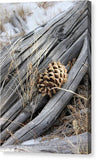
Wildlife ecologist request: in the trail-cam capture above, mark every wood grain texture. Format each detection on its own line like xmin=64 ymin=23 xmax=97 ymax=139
xmin=0 ymin=29 xmax=87 ymax=132
xmin=0 ymin=0 xmax=88 ymax=83
xmin=0 ymin=95 xmax=49 ymax=142
xmin=0 ymin=1 xmax=90 ymax=116
xmin=0 ymin=132 xmax=91 ymax=154
xmin=0 ymin=1 xmax=91 ymax=149
xmin=3 ymin=37 xmax=89 ymax=145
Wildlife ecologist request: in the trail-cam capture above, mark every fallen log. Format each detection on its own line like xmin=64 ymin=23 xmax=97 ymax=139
xmin=0 ymin=98 xmax=23 ymax=131
xmin=0 ymin=132 xmax=91 ymax=154
xmin=0 ymin=28 xmax=88 ymax=141
xmin=0 ymin=95 xmax=49 ymax=142
xmin=1 ymin=0 xmax=87 ymax=85
xmin=0 ymin=0 xmax=88 ymax=84
xmin=0 ymin=8 xmax=89 ymax=116
xmin=0 ymin=29 xmax=87 ymax=133
xmin=3 ymin=37 xmax=89 ymax=145
xmin=0 ymin=1 xmax=91 ymax=147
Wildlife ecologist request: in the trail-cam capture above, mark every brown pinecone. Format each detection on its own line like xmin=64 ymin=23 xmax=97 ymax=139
xmin=37 ymin=61 xmax=68 ymax=97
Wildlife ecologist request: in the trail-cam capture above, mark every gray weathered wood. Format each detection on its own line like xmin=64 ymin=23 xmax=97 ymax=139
xmin=0 ymin=1 xmax=91 ymax=148
xmin=0 ymin=28 xmax=87 ymax=115
xmin=3 ymin=38 xmax=89 ymax=145
xmin=0 ymin=0 xmax=88 ymax=84
xmin=0 ymin=132 xmax=91 ymax=154
xmin=0 ymin=99 xmax=23 ymax=131
xmin=0 ymin=30 xmax=87 ymax=136
xmin=0 ymin=95 xmax=49 ymax=142
xmin=0 ymin=10 xmax=89 ymax=116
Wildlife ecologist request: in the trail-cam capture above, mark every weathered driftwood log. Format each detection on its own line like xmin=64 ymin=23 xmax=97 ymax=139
xmin=0 ymin=95 xmax=50 ymax=142
xmin=0 ymin=29 xmax=89 ymax=140
xmin=0 ymin=29 xmax=87 ymax=134
xmin=0 ymin=132 xmax=91 ymax=154
xmin=2 ymin=37 xmax=89 ymax=145
xmin=0 ymin=1 xmax=89 ymax=83
xmin=0 ymin=0 xmax=89 ymax=83
xmin=0 ymin=1 xmax=90 ymax=117
xmin=0 ymin=1 xmax=91 ymax=147
xmin=0 ymin=99 xmax=23 ymax=131
xmin=0 ymin=40 xmax=81 ymax=140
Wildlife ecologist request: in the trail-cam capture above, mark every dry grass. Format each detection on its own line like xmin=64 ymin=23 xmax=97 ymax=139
xmin=6 ymin=60 xmax=39 ymax=108
xmin=17 ymin=7 xmax=25 ymax=20
xmin=22 ymin=63 xmax=39 ymax=106
xmin=37 ymin=2 xmax=54 ymax=9
xmin=6 ymin=128 xmax=20 ymax=145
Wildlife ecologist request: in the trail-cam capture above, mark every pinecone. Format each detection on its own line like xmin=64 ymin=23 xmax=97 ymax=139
xmin=37 ymin=61 xmax=68 ymax=97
